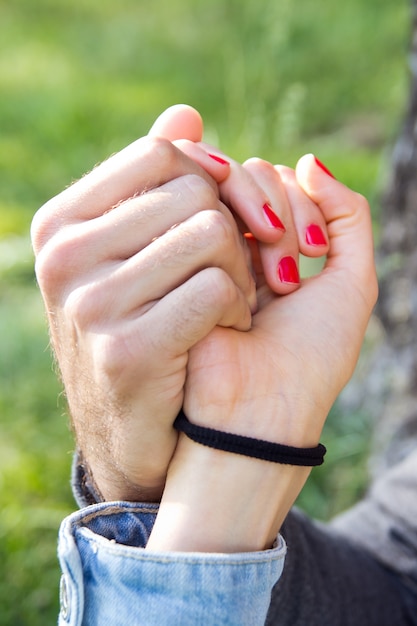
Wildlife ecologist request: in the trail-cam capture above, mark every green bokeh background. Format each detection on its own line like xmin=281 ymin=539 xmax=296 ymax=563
xmin=0 ymin=0 xmax=410 ymax=623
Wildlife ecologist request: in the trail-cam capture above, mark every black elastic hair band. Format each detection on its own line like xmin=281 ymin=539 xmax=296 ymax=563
xmin=174 ymin=411 xmax=326 ymax=467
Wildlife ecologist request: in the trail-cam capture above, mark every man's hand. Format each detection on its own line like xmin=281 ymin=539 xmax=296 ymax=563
xmin=31 ymin=106 xmax=298 ymax=502
xmin=31 ymin=136 xmax=256 ymax=501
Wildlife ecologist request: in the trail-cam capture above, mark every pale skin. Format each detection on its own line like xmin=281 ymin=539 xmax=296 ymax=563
xmin=31 ymin=105 xmax=377 ymax=554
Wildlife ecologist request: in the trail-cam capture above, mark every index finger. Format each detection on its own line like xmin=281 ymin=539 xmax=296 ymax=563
xmin=31 ymin=137 xmax=219 ymax=252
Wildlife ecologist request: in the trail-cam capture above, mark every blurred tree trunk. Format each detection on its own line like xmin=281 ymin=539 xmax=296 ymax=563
xmin=357 ymin=0 xmax=417 ymax=469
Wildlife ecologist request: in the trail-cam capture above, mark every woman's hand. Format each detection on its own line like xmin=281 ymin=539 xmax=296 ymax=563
xmin=147 ymin=155 xmax=377 ymax=553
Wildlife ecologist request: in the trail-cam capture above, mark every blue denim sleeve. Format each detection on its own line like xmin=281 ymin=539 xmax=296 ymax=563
xmin=58 ymin=501 xmax=286 ymax=626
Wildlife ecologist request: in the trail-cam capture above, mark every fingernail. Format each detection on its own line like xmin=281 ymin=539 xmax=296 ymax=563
xmin=314 ymin=157 xmax=335 ymax=179
xmin=278 ymin=256 xmax=300 ymax=284
xmin=208 ymin=153 xmax=230 ymax=166
xmin=305 ymin=224 xmax=327 ymax=246
xmin=263 ymin=203 xmax=286 ymax=231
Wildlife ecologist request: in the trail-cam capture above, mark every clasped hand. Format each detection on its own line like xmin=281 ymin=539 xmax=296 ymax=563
xmin=31 ymin=105 xmax=377 ymax=551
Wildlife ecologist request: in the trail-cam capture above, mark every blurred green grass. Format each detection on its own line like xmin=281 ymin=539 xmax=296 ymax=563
xmin=0 ymin=0 xmax=410 ymax=622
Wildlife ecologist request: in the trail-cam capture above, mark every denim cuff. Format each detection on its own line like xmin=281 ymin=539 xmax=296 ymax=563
xmin=58 ymin=501 xmax=286 ymax=626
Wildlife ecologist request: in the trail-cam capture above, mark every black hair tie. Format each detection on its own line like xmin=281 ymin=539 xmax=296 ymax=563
xmin=174 ymin=411 xmax=326 ymax=467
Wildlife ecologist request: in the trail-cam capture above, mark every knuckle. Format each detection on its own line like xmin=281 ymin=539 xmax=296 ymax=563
xmin=34 ymin=227 xmax=83 ymax=295
xmin=173 ymin=138 xmax=193 ymax=152
xmin=95 ymin=332 xmax=131 ymax=380
xmin=181 ymin=173 xmax=219 ymax=206
xmin=31 ymin=199 xmax=61 ymax=253
xmin=198 ymin=209 xmax=235 ymax=247
xmin=200 ymin=267 xmax=237 ymax=306
xmin=145 ymin=136 xmax=178 ymax=169
xmin=353 ymin=191 xmax=370 ymax=214
xmin=62 ymin=298 xmax=143 ymax=385
xmin=34 ymin=242 xmax=62 ymax=294
xmin=178 ymin=209 xmax=236 ymax=261
xmin=64 ymin=284 xmax=101 ymax=330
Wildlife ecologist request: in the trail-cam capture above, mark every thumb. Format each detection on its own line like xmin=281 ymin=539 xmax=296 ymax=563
xmin=148 ymin=104 xmax=204 ymax=142
xmin=295 ymin=154 xmax=376 ymax=300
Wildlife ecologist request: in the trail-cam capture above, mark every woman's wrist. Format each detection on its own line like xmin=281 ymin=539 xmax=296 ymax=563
xmin=146 ymin=434 xmax=311 ymax=553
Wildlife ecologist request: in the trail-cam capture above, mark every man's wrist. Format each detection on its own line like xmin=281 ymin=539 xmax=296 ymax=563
xmin=81 ymin=451 xmax=165 ymax=503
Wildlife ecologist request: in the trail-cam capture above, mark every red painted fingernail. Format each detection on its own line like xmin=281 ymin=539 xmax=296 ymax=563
xmin=305 ymin=224 xmax=327 ymax=246
xmin=263 ymin=203 xmax=286 ymax=231
xmin=314 ymin=157 xmax=335 ymax=179
xmin=208 ymin=153 xmax=230 ymax=166
xmin=278 ymin=256 xmax=300 ymax=284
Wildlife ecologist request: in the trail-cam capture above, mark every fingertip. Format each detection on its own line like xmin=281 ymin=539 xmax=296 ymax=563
xmin=313 ymin=156 xmax=336 ymax=179
xmin=149 ymin=104 xmax=204 ymax=142
xmin=277 ymin=255 xmax=300 ymax=287
xmin=172 ymin=139 xmax=231 ymax=184
xmin=258 ymin=247 xmax=301 ymax=296
xmin=262 ymin=203 xmax=286 ymax=232
xmin=205 ymin=152 xmax=231 ymax=182
xmin=295 ymin=154 xmax=341 ymax=209
xmin=305 ymin=223 xmax=328 ymax=248
xmin=296 ymin=153 xmax=335 ymax=178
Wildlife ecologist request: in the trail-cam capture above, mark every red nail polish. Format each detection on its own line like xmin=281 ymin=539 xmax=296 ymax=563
xmin=263 ymin=203 xmax=285 ymax=231
xmin=208 ymin=153 xmax=230 ymax=166
xmin=314 ymin=157 xmax=335 ymax=179
xmin=305 ymin=224 xmax=327 ymax=246
xmin=278 ymin=256 xmax=300 ymax=284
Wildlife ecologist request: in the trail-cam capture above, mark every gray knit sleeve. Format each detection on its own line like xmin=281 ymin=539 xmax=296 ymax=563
xmin=266 ymin=451 xmax=417 ymax=625
xmin=331 ymin=448 xmax=417 ymax=596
